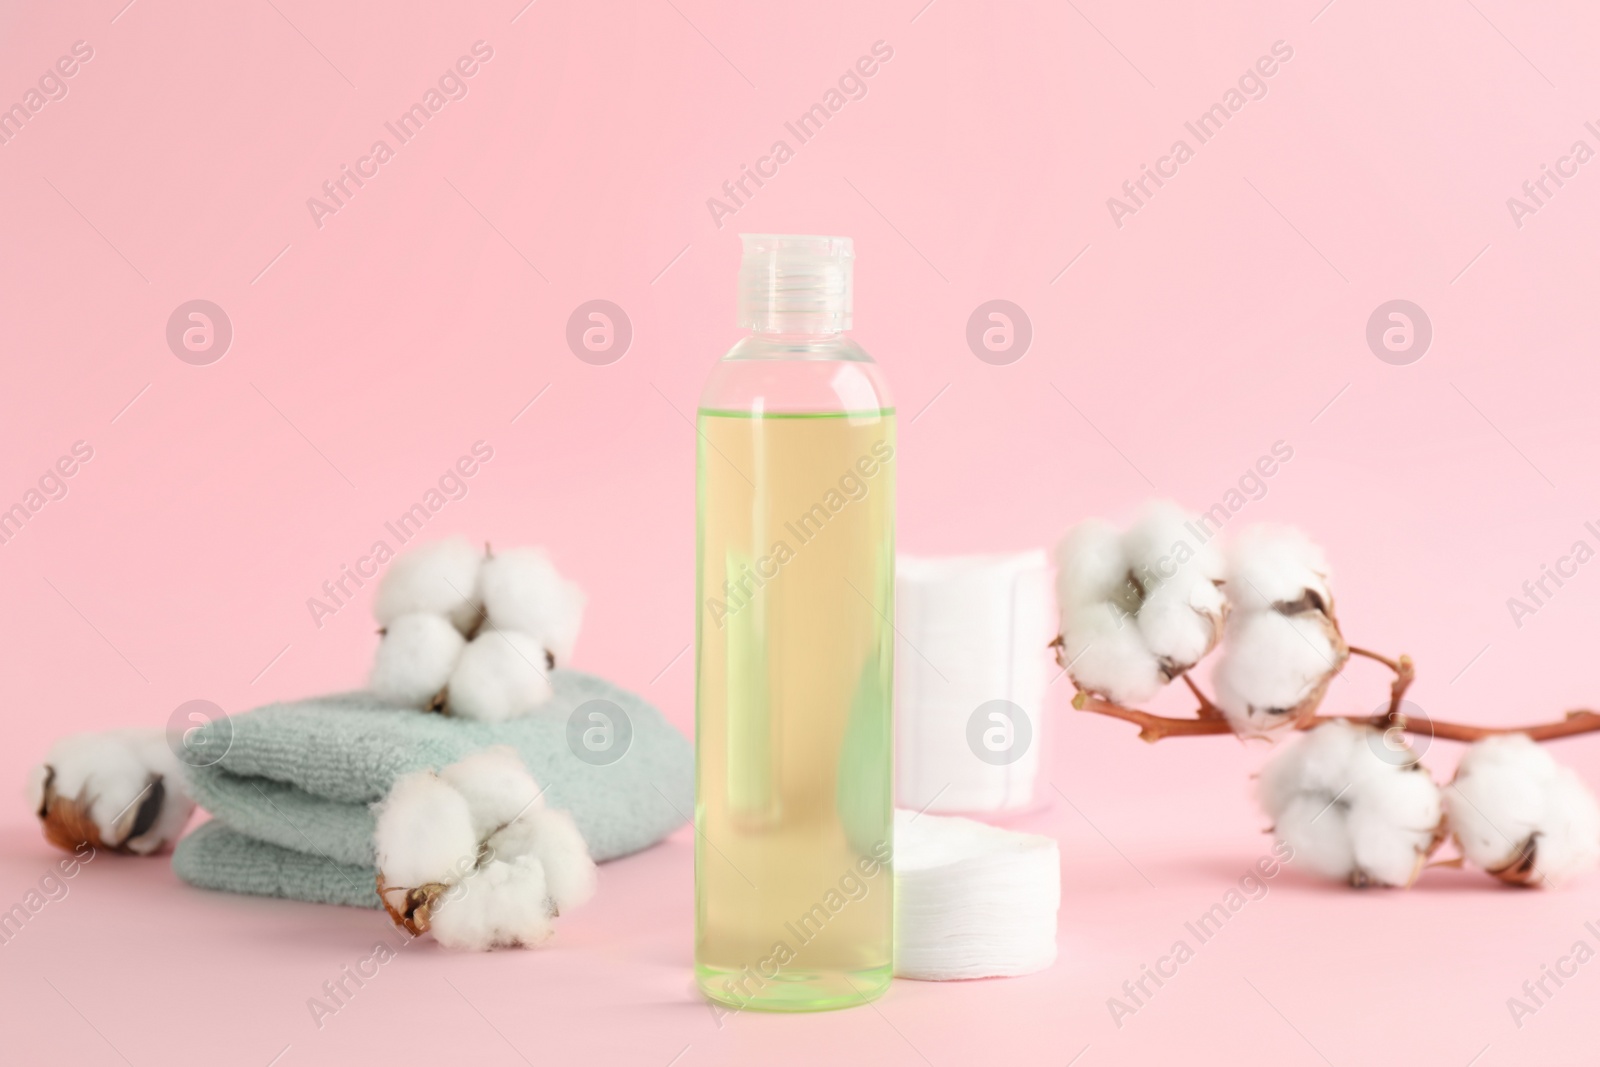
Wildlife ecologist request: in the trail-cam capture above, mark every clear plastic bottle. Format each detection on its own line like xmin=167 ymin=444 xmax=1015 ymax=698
xmin=695 ymin=235 xmax=895 ymax=1012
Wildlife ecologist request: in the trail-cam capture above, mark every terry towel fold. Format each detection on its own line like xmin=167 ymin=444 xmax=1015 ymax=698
xmin=172 ymin=670 xmax=693 ymax=908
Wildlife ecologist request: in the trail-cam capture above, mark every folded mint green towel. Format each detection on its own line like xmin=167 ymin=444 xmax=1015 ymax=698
xmin=176 ymin=821 xmax=380 ymax=907
xmin=172 ymin=670 xmax=692 ymax=908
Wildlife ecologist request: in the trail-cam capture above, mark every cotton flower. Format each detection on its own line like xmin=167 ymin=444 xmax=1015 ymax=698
xmin=480 ymin=547 xmax=587 ymax=666
xmin=29 ymin=729 xmax=195 ymax=855
xmin=374 ymin=747 xmax=596 ymax=950
xmin=447 ymin=630 xmax=555 ymax=723
xmin=428 ymin=857 xmax=554 ymax=949
xmin=439 ymin=747 xmax=544 ymax=838
xmin=373 ymin=772 xmax=479 ymax=889
xmin=373 ymin=536 xmax=485 ymax=635
xmin=370 ymin=612 xmax=467 ymax=707
xmin=1212 ymin=525 xmax=1348 ymax=737
xmin=366 ymin=540 xmax=584 ymax=721
xmin=487 ymin=807 xmax=596 ymax=913
xmin=1225 ymin=523 xmax=1333 ymax=613
xmin=1053 ymin=501 xmax=1225 ymax=704
xmin=1445 ymin=734 xmax=1600 ymax=887
xmin=1258 ymin=720 xmax=1443 ymax=887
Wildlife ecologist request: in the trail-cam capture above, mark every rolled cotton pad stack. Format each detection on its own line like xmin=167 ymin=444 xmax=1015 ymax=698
xmin=893 ymin=809 xmax=1060 ymax=980
xmin=895 ymin=551 xmax=1055 ymax=815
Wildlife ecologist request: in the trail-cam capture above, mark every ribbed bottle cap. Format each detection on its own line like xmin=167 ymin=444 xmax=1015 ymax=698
xmin=738 ymin=234 xmax=853 ymax=333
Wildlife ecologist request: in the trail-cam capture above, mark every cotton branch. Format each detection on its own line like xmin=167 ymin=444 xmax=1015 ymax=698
xmin=1071 ymin=649 xmax=1600 ymax=744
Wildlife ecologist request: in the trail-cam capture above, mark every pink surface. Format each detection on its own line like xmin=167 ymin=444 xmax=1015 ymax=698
xmin=3 ymin=0 xmax=1600 ymax=1063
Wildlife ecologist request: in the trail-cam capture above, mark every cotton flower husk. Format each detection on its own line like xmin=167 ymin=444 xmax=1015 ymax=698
xmin=1446 ymin=734 xmax=1600 ymax=888
xmin=372 ymin=536 xmax=485 ymax=634
xmin=1258 ymin=720 xmax=1443 ymax=887
xmin=371 ymin=612 xmax=467 ymax=707
xmin=1213 ymin=525 xmax=1348 ymax=737
xmin=367 ymin=540 xmax=580 ymax=721
xmin=30 ymin=729 xmax=195 ymax=855
xmin=479 ymin=547 xmax=587 ymax=665
xmin=446 ymin=629 xmax=555 ymax=723
xmin=1054 ymin=501 xmax=1224 ymax=705
xmin=373 ymin=750 xmax=597 ymax=949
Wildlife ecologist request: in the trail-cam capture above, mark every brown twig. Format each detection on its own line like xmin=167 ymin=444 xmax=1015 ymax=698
xmin=1348 ymin=646 xmax=1414 ymax=722
xmin=1363 ymin=710 xmax=1600 ymax=744
xmin=1345 ymin=645 xmax=1404 ymax=675
xmin=1182 ymin=673 xmax=1224 ymax=720
xmin=1073 ymin=689 xmax=1600 ymax=744
xmin=1071 ymin=645 xmax=1600 ymax=744
xmin=1072 ymin=691 xmax=1234 ymax=741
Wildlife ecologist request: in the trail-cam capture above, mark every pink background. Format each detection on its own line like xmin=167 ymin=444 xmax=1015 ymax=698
xmin=4 ymin=0 xmax=1600 ymax=1063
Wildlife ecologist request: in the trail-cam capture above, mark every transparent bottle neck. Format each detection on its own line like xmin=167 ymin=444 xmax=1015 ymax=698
xmin=744 ymin=309 xmax=849 ymax=341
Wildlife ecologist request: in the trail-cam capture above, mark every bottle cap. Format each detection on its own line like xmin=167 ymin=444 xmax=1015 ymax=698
xmin=738 ymin=234 xmax=853 ymax=333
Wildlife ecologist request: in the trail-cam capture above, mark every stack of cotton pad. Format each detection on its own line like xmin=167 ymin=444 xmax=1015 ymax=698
xmin=893 ymin=810 xmax=1060 ymax=980
xmin=895 ymin=551 xmax=1055 ymax=815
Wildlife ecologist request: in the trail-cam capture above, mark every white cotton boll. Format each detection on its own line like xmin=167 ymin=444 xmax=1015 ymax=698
xmin=1268 ymin=796 xmax=1356 ymax=881
xmin=42 ymin=732 xmax=147 ymax=825
xmin=373 ymin=536 xmax=485 ymax=634
xmin=1213 ymin=611 xmax=1340 ymax=737
xmin=1258 ymin=721 xmax=1442 ymax=887
xmin=1538 ymin=771 xmax=1600 ymax=883
xmin=446 ymin=630 xmax=555 ymax=722
xmin=370 ymin=613 xmax=467 ymax=706
xmin=1260 ymin=724 xmax=1440 ymax=887
xmin=1123 ymin=503 xmax=1226 ymax=675
xmin=428 ymin=857 xmax=554 ymax=950
xmin=1136 ymin=576 xmax=1225 ymax=675
xmin=1054 ymin=519 xmax=1130 ymax=613
xmin=490 ymin=807 xmax=597 ymax=914
xmin=47 ymin=729 xmax=162 ymax=844
xmin=529 ymin=809 xmax=597 ymax=913
xmin=374 ymin=772 xmax=480 ymax=888
xmin=1446 ymin=735 xmax=1600 ymax=887
xmin=1345 ymin=766 xmax=1445 ymax=887
xmin=1227 ymin=524 xmax=1332 ymax=613
xmin=1059 ymin=601 xmax=1164 ymax=705
xmin=479 ymin=548 xmax=587 ymax=664
xmin=34 ymin=729 xmax=195 ymax=854
xmin=375 ymin=751 xmax=599 ymax=949
xmin=1121 ymin=501 xmax=1222 ymax=583
xmin=1055 ymin=506 xmax=1228 ymax=701
xmin=1257 ymin=716 xmax=1362 ymax=811
xmin=1119 ymin=500 xmax=1190 ymax=568
xmin=120 ymin=729 xmax=184 ymax=783
xmin=1447 ymin=736 xmax=1552 ymax=872
xmin=1257 ymin=718 xmax=1355 ymax=820
xmin=1211 ymin=523 xmax=1344 ymax=736
xmin=439 ymin=746 xmax=544 ymax=838
xmin=115 ymin=729 xmax=197 ymax=853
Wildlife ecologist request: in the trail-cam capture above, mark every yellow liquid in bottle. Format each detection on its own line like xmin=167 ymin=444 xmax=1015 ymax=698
xmin=695 ymin=407 xmax=895 ymax=1012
